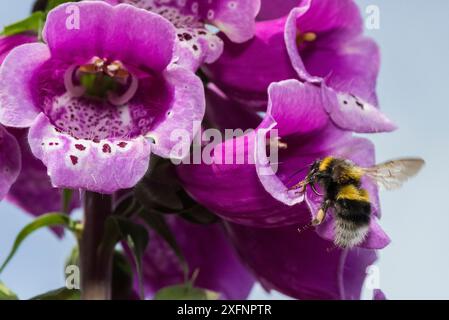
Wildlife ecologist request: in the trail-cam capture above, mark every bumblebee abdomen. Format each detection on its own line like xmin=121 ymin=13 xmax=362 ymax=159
xmin=334 ymin=219 xmax=370 ymax=248
xmin=333 ymin=186 xmax=372 ymax=248
xmin=335 ymin=198 xmax=371 ymax=225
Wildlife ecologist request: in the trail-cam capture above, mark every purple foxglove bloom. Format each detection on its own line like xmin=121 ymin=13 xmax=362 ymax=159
xmin=178 ymin=80 xmax=390 ymax=249
xmin=0 ymin=125 xmax=21 ymax=200
xmin=105 ymin=0 xmax=261 ymax=70
xmin=225 ymin=222 xmax=377 ymax=300
xmin=206 ymin=0 xmax=396 ymax=133
xmin=137 ymin=217 xmax=254 ymax=299
xmin=0 ymin=2 xmax=205 ymax=194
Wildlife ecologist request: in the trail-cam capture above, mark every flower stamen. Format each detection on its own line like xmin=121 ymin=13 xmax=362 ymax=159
xmin=64 ymin=57 xmax=138 ymax=106
xmin=297 ymin=31 xmax=317 ymax=47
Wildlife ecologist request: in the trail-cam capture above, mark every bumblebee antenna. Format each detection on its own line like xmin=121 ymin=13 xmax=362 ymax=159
xmin=285 ymin=166 xmax=309 ymax=186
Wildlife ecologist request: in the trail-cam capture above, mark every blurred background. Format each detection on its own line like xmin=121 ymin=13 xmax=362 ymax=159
xmin=0 ymin=0 xmax=448 ymax=299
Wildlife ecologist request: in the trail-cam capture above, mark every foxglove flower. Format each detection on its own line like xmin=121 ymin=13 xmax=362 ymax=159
xmin=178 ymin=80 xmax=390 ymax=249
xmin=0 ymin=2 xmax=205 ymax=194
xmin=226 ymin=223 xmax=377 ymax=300
xmin=207 ymin=0 xmax=395 ymax=134
xmin=138 ymin=217 xmax=254 ymax=299
xmin=106 ymin=0 xmax=261 ymax=70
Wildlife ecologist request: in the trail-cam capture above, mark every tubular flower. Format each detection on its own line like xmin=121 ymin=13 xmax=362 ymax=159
xmin=177 ymin=80 xmax=390 ymax=249
xmin=138 ymin=217 xmax=254 ymax=299
xmin=225 ymin=222 xmax=377 ymax=300
xmin=207 ymin=0 xmax=395 ymax=134
xmin=0 ymin=2 xmax=205 ymax=194
xmin=106 ymin=0 xmax=261 ymax=70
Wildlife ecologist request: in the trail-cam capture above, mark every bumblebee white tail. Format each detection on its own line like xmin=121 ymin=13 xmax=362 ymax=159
xmin=334 ymin=219 xmax=369 ymax=248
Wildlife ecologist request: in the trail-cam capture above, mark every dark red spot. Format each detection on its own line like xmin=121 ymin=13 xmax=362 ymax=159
xmin=118 ymin=142 xmax=128 ymax=148
xmin=92 ymin=138 xmax=100 ymax=144
xmin=75 ymin=144 xmax=86 ymax=151
xmin=102 ymin=144 xmax=112 ymax=153
xmin=70 ymin=155 xmax=78 ymax=165
xmin=356 ymin=101 xmax=365 ymax=110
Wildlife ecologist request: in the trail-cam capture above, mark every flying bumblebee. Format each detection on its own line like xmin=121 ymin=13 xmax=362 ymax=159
xmin=290 ymin=157 xmax=425 ymax=248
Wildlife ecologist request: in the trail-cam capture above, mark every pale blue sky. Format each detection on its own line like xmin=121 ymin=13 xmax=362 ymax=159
xmin=0 ymin=0 xmax=448 ymax=299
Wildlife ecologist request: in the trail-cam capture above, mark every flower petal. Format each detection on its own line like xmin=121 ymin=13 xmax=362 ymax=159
xmin=147 ymin=65 xmax=205 ymax=159
xmin=322 ymin=87 xmax=397 ymax=133
xmin=139 ymin=217 xmax=254 ymax=299
xmin=226 ymin=222 xmax=377 ymax=300
xmin=0 ymin=126 xmax=21 ymax=200
xmin=205 ymin=18 xmax=297 ymax=107
xmin=0 ymin=33 xmax=37 ymax=64
xmin=0 ymin=43 xmax=50 ymax=127
xmin=285 ymin=0 xmax=364 ymax=83
xmin=266 ymin=80 xmax=329 ymax=137
xmin=44 ymin=1 xmax=176 ymax=72
xmin=209 ymin=0 xmax=261 ymax=43
xmin=306 ymin=36 xmax=381 ymax=105
xmin=28 ymin=113 xmax=152 ymax=194
xmin=257 ymin=0 xmax=299 ymax=21
xmin=112 ymin=0 xmax=260 ymax=43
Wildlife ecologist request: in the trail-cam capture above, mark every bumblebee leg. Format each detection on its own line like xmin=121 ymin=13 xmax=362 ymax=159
xmin=312 ymin=201 xmax=330 ymax=226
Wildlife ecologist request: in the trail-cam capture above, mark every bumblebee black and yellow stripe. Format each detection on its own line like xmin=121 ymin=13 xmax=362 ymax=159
xmin=336 ymin=185 xmax=370 ymax=202
xmin=318 ymin=156 xmax=334 ymax=172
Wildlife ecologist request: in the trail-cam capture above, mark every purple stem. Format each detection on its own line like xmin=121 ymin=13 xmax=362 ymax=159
xmin=80 ymin=191 xmax=113 ymax=300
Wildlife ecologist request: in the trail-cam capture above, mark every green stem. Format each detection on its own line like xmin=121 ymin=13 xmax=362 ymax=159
xmin=80 ymin=192 xmax=113 ymax=300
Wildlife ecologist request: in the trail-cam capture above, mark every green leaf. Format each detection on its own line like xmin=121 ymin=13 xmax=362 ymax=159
xmin=65 ymin=246 xmax=79 ymax=269
xmin=134 ymin=160 xmax=184 ymax=214
xmin=111 ymin=251 xmax=134 ymax=300
xmin=30 ymin=287 xmax=80 ymax=300
xmin=0 ymin=281 xmax=18 ymax=300
xmin=101 ymin=217 xmax=149 ymax=299
xmin=179 ymin=204 xmax=220 ymax=225
xmin=0 ymin=213 xmax=75 ymax=274
xmin=61 ymin=189 xmax=74 ymax=214
xmin=154 ymin=285 xmax=219 ymax=300
xmin=113 ymin=195 xmax=139 ymax=218
xmin=1 ymin=11 xmax=44 ymax=36
xmin=138 ymin=210 xmax=188 ymax=277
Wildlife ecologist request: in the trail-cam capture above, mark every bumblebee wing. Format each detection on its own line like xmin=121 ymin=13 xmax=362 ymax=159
xmin=360 ymin=158 xmax=425 ymax=190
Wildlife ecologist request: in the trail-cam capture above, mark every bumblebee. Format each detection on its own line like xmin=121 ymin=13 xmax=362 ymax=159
xmin=291 ymin=157 xmax=425 ymax=248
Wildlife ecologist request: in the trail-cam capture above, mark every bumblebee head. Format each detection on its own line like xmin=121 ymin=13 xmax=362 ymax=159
xmin=306 ymin=160 xmax=321 ymax=182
